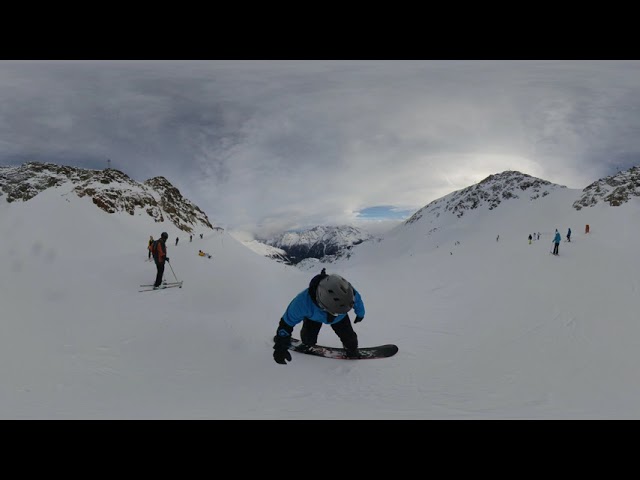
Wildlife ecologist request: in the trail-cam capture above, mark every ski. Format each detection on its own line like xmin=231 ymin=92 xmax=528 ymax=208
xmin=138 ymin=282 xmax=183 ymax=292
xmin=138 ymin=284 xmax=183 ymax=293
xmin=139 ymin=281 xmax=183 ymax=287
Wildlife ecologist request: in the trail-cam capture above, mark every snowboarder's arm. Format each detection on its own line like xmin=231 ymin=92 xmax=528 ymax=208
xmin=353 ymin=289 xmax=365 ymax=319
xmin=281 ymin=291 xmax=308 ymax=328
xmin=275 ymin=318 xmax=294 ymax=346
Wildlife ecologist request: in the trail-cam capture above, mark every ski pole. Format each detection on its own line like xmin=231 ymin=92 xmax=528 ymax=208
xmin=167 ymin=260 xmax=180 ymax=282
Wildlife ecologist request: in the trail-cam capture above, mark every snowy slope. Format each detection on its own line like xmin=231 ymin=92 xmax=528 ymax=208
xmin=2 ymin=166 xmax=640 ymax=418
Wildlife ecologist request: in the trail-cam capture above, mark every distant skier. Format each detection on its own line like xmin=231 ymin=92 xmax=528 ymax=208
xmin=175 ymin=237 xmax=179 ymax=246
xmin=200 ymin=233 xmax=203 ymax=239
xmin=272 ymin=268 xmax=365 ymax=364
xmin=151 ymin=232 xmax=170 ymax=288
xmin=147 ymin=235 xmax=154 ymax=260
xmin=537 ymin=232 xmax=540 ymax=240
xmin=190 ymin=234 xmax=193 ymax=242
xmin=496 ymin=235 xmax=499 ymax=242
xmin=529 ymin=234 xmax=532 ymax=245
xmin=552 ymin=229 xmax=561 ymax=255
xmin=567 ymin=227 xmax=572 ymax=242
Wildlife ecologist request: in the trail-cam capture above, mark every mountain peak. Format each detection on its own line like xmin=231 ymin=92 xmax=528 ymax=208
xmin=0 ymin=161 xmax=213 ymax=233
xmin=478 ymin=170 xmax=530 ymax=184
xmin=405 ymin=170 xmax=565 ymax=225
xmin=573 ymin=165 xmax=640 ymax=209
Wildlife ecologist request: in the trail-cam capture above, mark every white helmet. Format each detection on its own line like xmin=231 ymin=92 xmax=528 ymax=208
xmin=316 ymin=274 xmax=354 ymax=315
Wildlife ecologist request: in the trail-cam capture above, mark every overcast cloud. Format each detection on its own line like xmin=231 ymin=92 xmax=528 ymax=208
xmin=1 ymin=60 xmax=639 ymax=237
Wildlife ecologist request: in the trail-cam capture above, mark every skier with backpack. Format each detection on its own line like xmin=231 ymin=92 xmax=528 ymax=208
xmin=151 ymin=232 xmax=170 ymax=288
xmin=272 ymin=268 xmax=366 ymax=364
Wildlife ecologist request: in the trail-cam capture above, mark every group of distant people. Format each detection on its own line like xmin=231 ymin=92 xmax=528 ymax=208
xmin=527 ymin=232 xmax=541 ymax=244
xmin=526 ymin=228 xmax=571 ymax=255
xmin=496 ymin=227 xmax=575 ymax=255
xmin=168 ymin=233 xmax=206 ymax=247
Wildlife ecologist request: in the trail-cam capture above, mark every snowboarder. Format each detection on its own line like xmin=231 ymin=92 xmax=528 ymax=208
xmin=151 ymin=232 xmax=170 ymax=288
xmin=190 ymin=234 xmax=193 ymax=242
xmin=175 ymin=237 xmax=179 ymax=246
xmin=147 ymin=235 xmax=154 ymax=259
xmin=496 ymin=235 xmax=499 ymax=242
xmin=529 ymin=234 xmax=532 ymax=245
xmin=273 ymin=268 xmax=365 ymax=364
xmin=200 ymin=233 xmax=203 ymax=239
xmin=552 ymin=229 xmax=561 ymax=255
xmin=567 ymin=227 xmax=572 ymax=242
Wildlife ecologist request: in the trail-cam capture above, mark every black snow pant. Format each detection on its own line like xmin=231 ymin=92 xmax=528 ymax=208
xmin=301 ymin=316 xmax=358 ymax=352
xmin=553 ymin=242 xmax=560 ymax=255
xmin=154 ymin=261 xmax=165 ymax=287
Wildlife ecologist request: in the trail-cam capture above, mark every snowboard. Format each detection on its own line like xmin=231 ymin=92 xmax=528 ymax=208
xmin=286 ymin=338 xmax=398 ymax=360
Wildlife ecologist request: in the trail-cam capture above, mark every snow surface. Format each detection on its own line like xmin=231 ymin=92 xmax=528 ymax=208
xmin=2 ymin=179 xmax=640 ymax=419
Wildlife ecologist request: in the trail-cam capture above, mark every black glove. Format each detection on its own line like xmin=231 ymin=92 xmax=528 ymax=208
xmin=165 ymin=257 xmax=170 ymax=262
xmin=273 ymin=318 xmax=293 ymax=364
xmin=273 ymin=345 xmax=292 ymax=365
xmin=354 ymin=316 xmax=364 ymax=324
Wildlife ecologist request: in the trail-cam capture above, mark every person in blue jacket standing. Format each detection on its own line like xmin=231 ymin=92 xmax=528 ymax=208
xmin=552 ymin=229 xmax=561 ymax=255
xmin=273 ymin=268 xmax=365 ymax=364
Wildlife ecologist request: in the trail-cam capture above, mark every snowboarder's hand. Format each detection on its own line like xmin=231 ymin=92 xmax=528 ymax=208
xmin=165 ymin=257 xmax=170 ymax=262
xmin=273 ymin=345 xmax=292 ymax=365
xmin=354 ymin=316 xmax=364 ymax=324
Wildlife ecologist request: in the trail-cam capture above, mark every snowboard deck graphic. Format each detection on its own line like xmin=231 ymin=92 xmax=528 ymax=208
xmin=286 ymin=338 xmax=398 ymax=360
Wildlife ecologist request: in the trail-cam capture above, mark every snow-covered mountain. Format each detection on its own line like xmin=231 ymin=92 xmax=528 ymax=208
xmin=258 ymin=225 xmax=375 ymax=265
xmin=404 ymin=170 xmax=564 ymax=225
xmin=573 ymin=166 xmax=640 ymax=209
xmin=0 ymin=161 xmax=214 ymax=233
xmin=340 ymin=167 xmax=640 ymax=269
xmin=248 ymin=171 xmax=574 ymax=266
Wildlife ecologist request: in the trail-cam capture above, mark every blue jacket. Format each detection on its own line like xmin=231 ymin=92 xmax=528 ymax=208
xmin=554 ymin=232 xmax=561 ymax=244
xmin=282 ymin=287 xmax=365 ymax=327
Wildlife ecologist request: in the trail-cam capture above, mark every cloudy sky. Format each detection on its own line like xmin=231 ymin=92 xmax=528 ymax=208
xmin=1 ymin=60 xmax=639 ymax=237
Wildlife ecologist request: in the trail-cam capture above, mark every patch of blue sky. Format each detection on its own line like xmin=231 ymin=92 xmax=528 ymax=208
xmin=356 ymin=205 xmax=413 ymax=220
